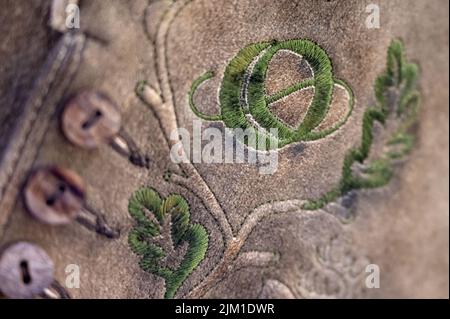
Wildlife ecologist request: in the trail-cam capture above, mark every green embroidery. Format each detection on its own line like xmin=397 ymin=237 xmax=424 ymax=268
xmin=189 ymin=39 xmax=354 ymax=149
xmin=303 ymin=40 xmax=420 ymax=210
xmin=128 ymin=188 xmax=209 ymax=298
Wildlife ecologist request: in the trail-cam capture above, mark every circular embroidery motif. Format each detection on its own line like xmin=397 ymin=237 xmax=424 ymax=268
xmin=189 ymin=39 xmax=354 ymax=150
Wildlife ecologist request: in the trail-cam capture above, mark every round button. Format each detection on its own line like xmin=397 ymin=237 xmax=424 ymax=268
xmin=24 ymin=166 xmax=86 ymax=225
xmin=0 ymin=242 xmax=54 ymax=299
xmin=62 ymin=91 xmax=122 ymax=149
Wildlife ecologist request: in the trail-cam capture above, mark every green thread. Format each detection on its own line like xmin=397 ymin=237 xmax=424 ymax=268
xmin=130 ymin=40 xmax=419 ymax=297
xmin=128 ymin=187 xmax=209 ymax=298
xmin=189 ymin=39 xmax=353 ymax=150
xmin=188 ymin=70 xmax=223 ymax=121
xmin=266 ymin=78 xmax=315 ymax=105
xmin=307 ymin=78 xmax=355 ymax=141
xmin=303 ymin=40 xmax=420 ymax=210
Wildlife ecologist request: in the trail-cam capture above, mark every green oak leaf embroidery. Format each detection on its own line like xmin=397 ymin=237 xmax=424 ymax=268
xmin=189 ymin=39 xmax=354 ymax=150
xmin=128 ymin=187 xmax=209 ymax=298
xmin=303 ymin=40 xmax=420 ymax=210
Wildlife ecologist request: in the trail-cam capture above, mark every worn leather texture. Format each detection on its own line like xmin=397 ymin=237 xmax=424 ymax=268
xmin=0 ymin=0 xmax=448 ymax=298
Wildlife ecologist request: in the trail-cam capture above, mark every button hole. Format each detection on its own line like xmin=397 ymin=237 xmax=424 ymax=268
xmin=59 ymin=183 xmax=66 ymax=193
xmin=46 ymin=183 xmax=66 ymax=206
xmin=20 ymin=260 xmax=32 ymax=285
xmin=46 ymin=197 xmax=56 ymax=206
xmin=81 ymin=109 xmax=103 ymax=130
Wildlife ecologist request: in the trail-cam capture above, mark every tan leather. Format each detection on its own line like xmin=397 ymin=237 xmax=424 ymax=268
xmin=0 ymin=0 xmax=448 ymax=298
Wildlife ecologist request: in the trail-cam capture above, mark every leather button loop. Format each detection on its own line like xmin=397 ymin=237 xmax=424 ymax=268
xmin=0 ymin=242 xmax=54 ymax=299
xmin=62 ymin=91 xmax=150 ymax=167
xmin=24 ymin=166 xmax=120 ymax=238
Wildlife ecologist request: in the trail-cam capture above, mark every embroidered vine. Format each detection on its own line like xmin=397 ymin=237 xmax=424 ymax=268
xmin=303 ymin=40 xmax=420 ymax=210
xmin=130 ymin=0 xmax=420 ymax=299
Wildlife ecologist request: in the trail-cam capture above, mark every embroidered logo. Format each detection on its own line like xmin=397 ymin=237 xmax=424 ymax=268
xmin=189 ymin=39 xmax=354 ymax=150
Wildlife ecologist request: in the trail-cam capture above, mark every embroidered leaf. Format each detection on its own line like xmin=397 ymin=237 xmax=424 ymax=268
xmin=304 ymin=40 xmax=420 ymax=210
xmin=128 ymin=187 xmax=209 ymax=298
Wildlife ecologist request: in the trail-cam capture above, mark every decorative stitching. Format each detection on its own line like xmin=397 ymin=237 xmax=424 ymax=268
xmin=303 ymin=40 xmax=420 ymax=210
xmin=137 ymin=0 xmax=420 ymax=300
xmin=186 ymin=39 xmax=420 ymax=298
xmin=128 ymin=187 xmax=209 ymax=299
xmin=189 ymin=39 xmax=354 ymax=150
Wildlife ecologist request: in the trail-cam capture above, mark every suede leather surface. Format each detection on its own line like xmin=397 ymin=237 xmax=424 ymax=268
xmin=0 ymin=0 xmax=448 ymax=298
